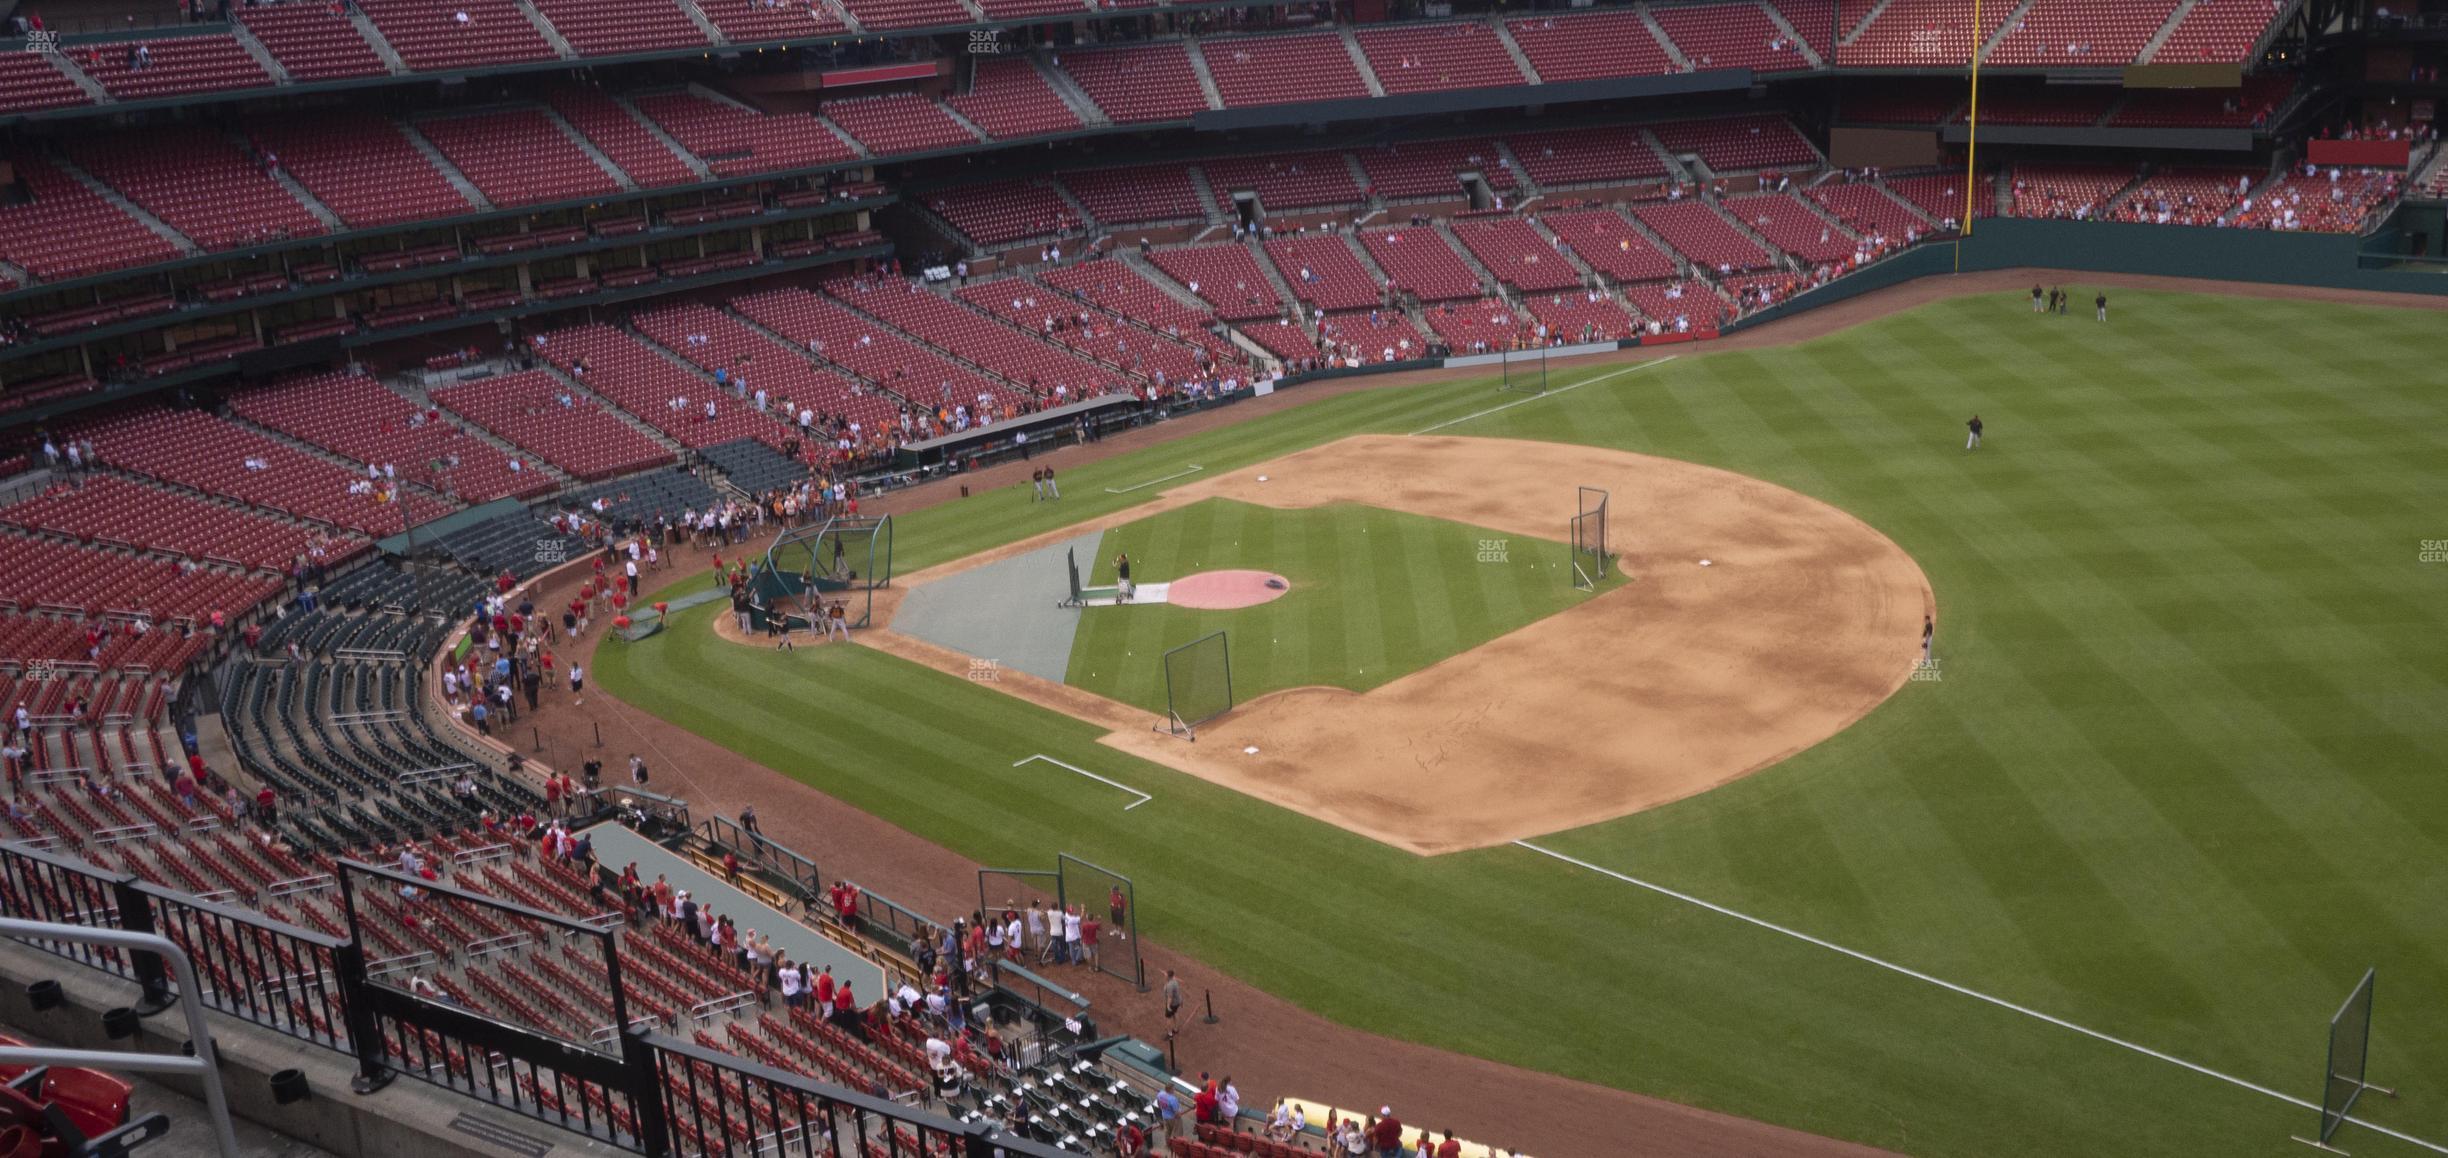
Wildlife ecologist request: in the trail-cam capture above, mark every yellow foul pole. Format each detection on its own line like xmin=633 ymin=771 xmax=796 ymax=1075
xmin=1958 ymin=0 xmax=1984 ymax=271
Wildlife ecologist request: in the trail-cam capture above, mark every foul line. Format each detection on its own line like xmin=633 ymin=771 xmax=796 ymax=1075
xmin=1014 ymin=754 xmax=1151 ymax=811
xmin=1104 ymin=465 xmax=1204 ymax=494
xmin=1408 ymin=355 xmax=1677 ymax=437
xmin=1511 ymin=840 xmax=2446 ymax=1155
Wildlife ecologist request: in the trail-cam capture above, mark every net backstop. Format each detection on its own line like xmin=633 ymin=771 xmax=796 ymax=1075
xmin=2297 ymin=967 xmax=2395 ymax=1151
xmin=1159 ymin=631 xmax=1231 ymax=739
xmin=1572 ymin=486 xmax=1610 ymax=591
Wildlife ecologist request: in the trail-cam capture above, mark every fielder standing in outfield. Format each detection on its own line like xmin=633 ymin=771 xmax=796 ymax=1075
xmin=1043 ymin=466 xmax=1059 ymax=500
xmin=2096 ymin=292 xmax=2108 ymax=322
xmin=1965 ymin=414 xmax=1983 ymax=451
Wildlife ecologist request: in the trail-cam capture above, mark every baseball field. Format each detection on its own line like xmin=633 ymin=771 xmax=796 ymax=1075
xmin=594 ymin=288 xmax=2448 ymax=1157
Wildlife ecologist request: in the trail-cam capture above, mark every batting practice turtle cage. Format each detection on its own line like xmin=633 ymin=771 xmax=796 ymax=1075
xmin=1158 ymin=630 xmax=1232 ymax=739
xmin=748 ymin=514 xmax=894 ymax=631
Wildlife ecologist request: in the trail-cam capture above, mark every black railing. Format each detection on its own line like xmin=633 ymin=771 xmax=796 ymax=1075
xmin=699 ymin=816 xmax=820 ymax=900
xmin=142 ymin=880 xmax=354 ymax=1049
xmin=0 ymin=839 xmax=1084 ymax=1157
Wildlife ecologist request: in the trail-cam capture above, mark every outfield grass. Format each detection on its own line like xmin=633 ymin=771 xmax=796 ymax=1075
xmin=1065 ymin=498 xmax=1613 ymax=713
xmin=599 ymin=290 xmax=2448 ymax=1157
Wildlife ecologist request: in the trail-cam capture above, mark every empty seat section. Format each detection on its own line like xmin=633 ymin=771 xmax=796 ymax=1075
xmin=235 ymin=1 xmax=389 ymax=79
xmin=1147 ymin=245 xmax=1285 ymax=321
xmin=1837 ymin=0 xmax=2015 ymax=66
xmin=1652 ymin=1 xmax=1814 ymax=73
xmin=1236 ymin=321 xmax=1320 ymax=362
xmin=725 ymin=287 xmax=1022 ymax=420
xmin=1420 ymin=297 xmax=1526 ymax=351
xmin=957 ymin=279 xmax=1220 ymax=387
xmin=431 ymin=370 xmax=677 ymax=480
xmin=823 ymin=92 xmax=978 ymax=156
xmin=2009 ymin=163 xmax=2137 ymax=219
xmin=837 ymin=0 xmax=970 ymax=29
xmin=1505 ymin=10 xmax=1673 ymax=81
xmin=1767 ymin=0 xmax=1837 ymax=58
xmin=1264 ymin=236 xmax=1382 ymax=312
xmin=1357 ymin=227 xmax=1484 ymax=302
xmin=973 ymin=0 xmax=1087 ymax=16
xmin=1504 ymin=128 xmax=1667 ymax=188
xmin=531 ymin=322 xmax=769 ymax=448
xmin=1355 ymin=22 xmax=1526 ymax=93
xmin=0 ymin=475 xmax=367 ymax=572
xmin=69 ymin=131 xmax=323 ymax=251
xmin=1621 ymin=279 xmax=1726 ymax=329
xmin=1986 ymin=0 xmax=2179 ymax=66
xmin=823 ymin=276 xmax=1118 ymax=399
xmin=1721 ymin=192 xmax=1855 ymax=264
xmin=1201 ymin=33 xmax=1368 ymax=108
xmin=1519 ymin=290 xmax=1638 ymax=342
xmin=632 ymin=91 xmax=855 ymax=177
xmin=1201 ymin=152 xmax=1363 ymax=214
xmin=2151 ymin=0 xmax=2285 ymax=63
xmin=0 ymin=155 xmax=182 ymax=281
xmin=1805 ymin=183 xmax=1931 ymax=241
xmin=1059 ymin=164 xmax=1204 ymax=226
xmin=545 ymin=87 xmax=700 ymax=187
xmin=1650 ymin=115 xmax=1817 ymax=173
xmin=68 ymin=407 xmax=456 ymax=534
xmin=1883 ymin=173 xmax=1992 ymax=224
xmin=1038 ymin=262 xmax=1218 ymax=335
xmin=947 ymin=58 xmax=1081 ymax=141
xmin=530 ymin=0 xmax=708 ymax=57
xmin=1314 ymin=310 xmax=1428 ymax=364
xmin=0 ymin=53 xmax=92 ymax=114
xmin=228 ymin=371 xmax=550 ymax=503
xmin=418 ymin=109 xmax=620 ymax=207
xmin=1356 ymin=138 xmax=1514 ymax=200
xmin=1631 ymin=200 xmax=1776 ymax=271
xmin=1451 ymin=218 xmax=1583 ymax=292
xmin=1538 ymin=209 xmax=1679 ymax=282
xmin=356 ymin=0 xmax=558 ymax=70
xmin=689 ymin=0 xmax=845 ymax=41
xmin=633 ymin=302 xmax=877 ymax=440
xmin=925 ymin=181 xmax=1075 ymax=247
xmin=0 ymin=532 xmax=280 ymax=621
xmin=249 ymin=114 xmax=473 ymax=228
xmin=81 ymin=34 xmax=270 ymax=100
xmin=1054 ymin=43 xmax=1208 ymax=124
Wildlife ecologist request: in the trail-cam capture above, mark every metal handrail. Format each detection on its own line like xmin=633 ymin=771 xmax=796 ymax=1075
xmin=0 ymin=916 xmax=244 ymax=1158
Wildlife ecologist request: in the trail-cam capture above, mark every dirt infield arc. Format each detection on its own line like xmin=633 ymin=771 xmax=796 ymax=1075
xmin=870 ymin=434 xmax=1933 ymax=855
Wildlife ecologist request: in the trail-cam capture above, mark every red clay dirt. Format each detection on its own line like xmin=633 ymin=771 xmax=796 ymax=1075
xmin=1164 ymin=570 xmax=1291 ymax=610
xmin=479 ymin=269 xmax=2448 ymax=1157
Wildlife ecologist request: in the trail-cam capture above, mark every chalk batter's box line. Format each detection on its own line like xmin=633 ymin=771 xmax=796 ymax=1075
xmin=1013 ymin=754 xmax=1152 ymax=811
xmin=1104 ymin=465 xmax=1204 ymax=494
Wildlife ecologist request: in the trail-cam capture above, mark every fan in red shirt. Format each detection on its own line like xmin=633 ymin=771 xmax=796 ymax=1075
xmin=1370 ymin=1110 xmax=1403 ymax=1154
xmin=1192 ymin=1081 xmax=1218 ymax=1125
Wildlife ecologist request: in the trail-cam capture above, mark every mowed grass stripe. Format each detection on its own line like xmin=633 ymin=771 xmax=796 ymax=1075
xmin=604 ymin=291 xmax=2448 ymax=1157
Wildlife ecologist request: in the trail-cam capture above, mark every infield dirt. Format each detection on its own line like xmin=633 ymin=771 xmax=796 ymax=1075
xmin=852 ymin=434 xmax=1933 ymax=854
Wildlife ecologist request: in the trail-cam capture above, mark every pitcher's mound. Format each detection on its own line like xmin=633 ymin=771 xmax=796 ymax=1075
xmin=1170 ymin=570 xmax=1291 ymax=610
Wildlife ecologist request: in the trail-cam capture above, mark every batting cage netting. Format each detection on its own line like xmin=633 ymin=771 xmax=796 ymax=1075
xmin=1160 ymin=630 xmax=1232 ymax=738
xmin=1573 ymin=486 xmax=1610 ymax=591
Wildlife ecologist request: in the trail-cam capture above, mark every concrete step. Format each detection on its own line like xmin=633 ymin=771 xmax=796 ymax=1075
xmin=1612 ymin=204 xmax=1696 ymax=279
xmin=53 ymin=155 xmax=199 ymax=255
xmin=228 ymin=21 xmax=293 ymax=84
xmin=613 ymin=91 xmax=713 ymax=179
xmin=1341 ymin=27 xmax=1386 ymax=97
xmin=1842 ymin=0 xmax=1898 ymax=44
xmin=1429 ymin=219 xmax=1500 ymax=295
xmin=1241 ymin=236 xmax=1303 ymax=314
xmin=541 ymin=103 xmax=637 ymax=191
xmin=514 ymin=0 xmax=579 ymax=59
xmin=535 ymin=362 xmax=690 ymax=454
xmin=1754 ymin=0 xmax=1826 ymax=68
xmin=346 ymin=8 xmax=409 ymax=73
xmin=2137 ymin=0 xmax=2201 ymax=63
xmin=229 ymin=129 xmax=346 ymax=230
xmin=677 ymin=0 xmax=729 ymax=45
xmin=1641 ymin=7 xmax=1690 ymax=71
xmin=1184 ymin=163 xmax=1224 ymax=226
xmin=1706 ymin=195 xmax=1799 ymax=271
xmin=378 ymin=372 xmax=576 ymax=487
xmin=397 ymin=119 xmax=494 ymax=213
xmin=43 ymin=51 xmax=112 ymax=104
xmin=1490 ymin=14 xmax=1540 ymax=84
xmin=1184 ymin=40 xmax=1225 ymax=111
xmin=1978 ymin=0 xmax=2043 ymax=62
xmin=1033 ymin=53 xmax=1110 ymax=128
xmin=1119 ymin=250 xmax=1222 ymax=314
xmin=936 ymin=101 xmax=991 ymax=146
